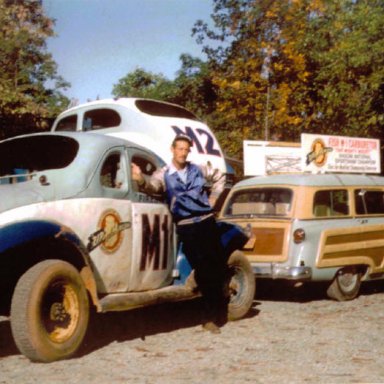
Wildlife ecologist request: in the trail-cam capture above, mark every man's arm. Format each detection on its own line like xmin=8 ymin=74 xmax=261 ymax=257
xmin=131 ymin=163 xmax=165 ymax=195
xmin=199 ymin=162 xmax=226 ymax=208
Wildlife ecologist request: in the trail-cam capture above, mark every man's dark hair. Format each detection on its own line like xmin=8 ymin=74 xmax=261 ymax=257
xmin=171 ymin=134 xmax=193 ymax=147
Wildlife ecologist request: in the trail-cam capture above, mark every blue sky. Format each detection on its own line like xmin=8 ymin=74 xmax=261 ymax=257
xmin=43 ymin=0 xmax=214 ymax=103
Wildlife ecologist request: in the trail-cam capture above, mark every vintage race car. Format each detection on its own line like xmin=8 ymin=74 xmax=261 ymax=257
xmin=0 ymin=132 xmax=255 ymax=362
xmin=218 ymin=173 xmax=384 ymax=301
xmin=51 ymin=97 xmax=236 ymax=209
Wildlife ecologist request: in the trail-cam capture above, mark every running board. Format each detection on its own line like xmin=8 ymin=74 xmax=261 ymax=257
xmin=99 ymin=284 xmax=199 ymax=313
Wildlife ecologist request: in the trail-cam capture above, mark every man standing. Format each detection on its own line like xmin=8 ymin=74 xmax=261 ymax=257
xmin=131 ymin=134 xmax=227 ymax=334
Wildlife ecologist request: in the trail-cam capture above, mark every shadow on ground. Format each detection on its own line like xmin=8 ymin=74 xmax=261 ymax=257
xmin=255 ymin=278 xmax=384 ymax=303
xmin=78 ymin=297 xmax=260 ymax=358
xmin=0 ymin=320 xmax=18 ymax=358
xmin=0 ymin=297 xmax=260 ymax=360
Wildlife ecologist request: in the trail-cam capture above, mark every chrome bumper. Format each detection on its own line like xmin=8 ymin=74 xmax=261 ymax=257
xmin=252 ymin=264 xmax=312 ymax=280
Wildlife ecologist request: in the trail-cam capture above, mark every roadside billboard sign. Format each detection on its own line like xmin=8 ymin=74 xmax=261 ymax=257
xmin=302 ymin=133 xmax=381 ymax=174
xmin=243 ymin=134 xmax=381 ymax=176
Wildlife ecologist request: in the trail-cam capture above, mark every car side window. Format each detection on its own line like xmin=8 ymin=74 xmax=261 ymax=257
xmin=355 ymin=189 xmax=384 ymax=214
xmin=313 ymin=190 xmax=349 ymax=217
xmin=100 ymin=152 xmax=127 ymax=190
xmin=130 ymin=151 xmax=165 ymax=202
xmin=131 ymin=155 xmax=157 ymax=177
xmin=83 ymin=108 xmax=121 ymax=130
xmin=55 ymin=115 xmax=77 ymax=131
xmin=130 ymin=154 xmax=157 ymax=194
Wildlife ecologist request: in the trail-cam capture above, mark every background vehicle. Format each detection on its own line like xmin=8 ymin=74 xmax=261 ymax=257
xmin=0 ymin=132 xmax=255 ymax=362
xmin=51 ymin=98 xmax=235 ymax=207
xmin=219 ymin=173 xmax=384 ymax=301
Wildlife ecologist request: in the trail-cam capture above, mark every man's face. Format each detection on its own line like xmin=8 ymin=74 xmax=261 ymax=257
xmin=171 ymin=140 xmax=191 ymax=168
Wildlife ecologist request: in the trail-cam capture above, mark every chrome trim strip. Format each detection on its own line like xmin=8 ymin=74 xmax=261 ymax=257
xmin=252 ymin=264 xmax=312 ymax=280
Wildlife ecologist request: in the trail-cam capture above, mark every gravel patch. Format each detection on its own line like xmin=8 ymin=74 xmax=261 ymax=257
xmin=1 ymin=280 xmax=384 ymax=383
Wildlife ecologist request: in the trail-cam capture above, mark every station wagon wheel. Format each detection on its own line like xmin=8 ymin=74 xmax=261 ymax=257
xmin=326 ymin=267 xmax=362 ymax=301
xmin=226 ymin=250 xmax=256 ymax=321
xmin=10 ymin=260 xmax=89 ymax=362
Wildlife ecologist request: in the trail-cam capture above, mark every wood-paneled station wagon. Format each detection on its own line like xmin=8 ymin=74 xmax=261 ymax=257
xmin=218 ymin=133 xmax=383 ymax=301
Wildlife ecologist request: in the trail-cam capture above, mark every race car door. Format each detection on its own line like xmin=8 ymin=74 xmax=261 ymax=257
xmin=126 ymin=147 xmax=174 ymax=292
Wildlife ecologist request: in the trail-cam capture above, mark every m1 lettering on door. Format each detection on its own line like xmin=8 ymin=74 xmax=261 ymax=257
xmin=140 ymin=213 xmax=169 ymax=271
xmin=172 ymin=125 xmax=221 ymax=157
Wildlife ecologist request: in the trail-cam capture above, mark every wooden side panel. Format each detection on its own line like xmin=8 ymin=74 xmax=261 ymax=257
xmin=317 ymin=225 xmax=384 ymax=273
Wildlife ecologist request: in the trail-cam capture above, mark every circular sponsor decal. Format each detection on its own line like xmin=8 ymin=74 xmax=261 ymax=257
xmin=98 ymin=209 xmax=123 ymax=254
xmin=310 ymin=138 xmax=328 ymax=167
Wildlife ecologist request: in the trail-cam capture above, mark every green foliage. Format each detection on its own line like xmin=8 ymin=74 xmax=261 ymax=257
xmin=303 ymin=0 xmax=384 ymax=139
xmin=192 ymin=0 xmax=384 ymax=158
xmin=171 ymin=54 xmax=217 ymax=117
xmin=0 ymin=0 xmax=70 ymax=139
xmin=112 ymin=68 xmax=177 ymax=101
xmin=112 ymin=57 xmax=218 ymax=120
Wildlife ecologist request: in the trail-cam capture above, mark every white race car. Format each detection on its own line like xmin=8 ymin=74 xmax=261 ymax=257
xmin=0 ymin=131 xmax=254 ymax=362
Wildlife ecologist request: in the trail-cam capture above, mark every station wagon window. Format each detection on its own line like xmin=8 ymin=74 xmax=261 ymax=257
xmin=224 ymin=188 xmax=292 ymax=216
xmin=55 ymin=115 xmax=77 ymax=131
xmin=313 ymin=190 xmax=349 ymax=217
xmin=83 ymin=108 xmax=121 ymax=130
xmin=354 ymin=189 xmax=384 ymax=214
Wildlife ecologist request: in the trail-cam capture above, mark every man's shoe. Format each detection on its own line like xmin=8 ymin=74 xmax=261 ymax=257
xmin=202 ymin=321 xmax=221 ymax=334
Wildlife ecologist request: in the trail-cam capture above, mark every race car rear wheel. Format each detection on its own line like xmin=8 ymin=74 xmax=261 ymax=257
xmin=10 ymin=260 xmax=89 ymax=362
xmin=227 ymin=250 xmax=255 ymax=321
xmin=326 ymin=267 xmax=361 ymax=301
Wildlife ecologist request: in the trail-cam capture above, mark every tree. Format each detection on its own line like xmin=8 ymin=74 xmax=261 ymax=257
xmin=303 ymin=0 xmax=384 ymax=139
xmin=0 ymin=0 xmax=70 ymax=139
xmin=112 ymin=68 xmax=177 ymax=101
xmin=171 ymin=54 xmax=217 ymax=118
xmin=112 ymin=57 xmax=217 ymax=123
xmin=193 ymin=0 xmax=384 ymax=157
xmin=192 ymin=0 xmax=314 ymax=157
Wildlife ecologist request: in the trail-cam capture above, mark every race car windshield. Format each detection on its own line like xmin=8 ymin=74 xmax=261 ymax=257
xmin=0 ymin=135 xmax=79 ymax=179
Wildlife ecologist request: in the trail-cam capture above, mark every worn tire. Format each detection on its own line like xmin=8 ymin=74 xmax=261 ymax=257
xmin=326 ymin=267 xmax=361 ymax=301
xmin=10 ymin=260 xmax=89 ymax=362
xmin=227 ymin=250 xmax=256 ymax=321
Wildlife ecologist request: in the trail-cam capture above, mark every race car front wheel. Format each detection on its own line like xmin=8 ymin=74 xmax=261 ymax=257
xmin=10 ymin=259 xmax=89 ymax=362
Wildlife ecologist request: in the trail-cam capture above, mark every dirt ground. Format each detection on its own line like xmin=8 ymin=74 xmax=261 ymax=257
xmin=1 ymin=280 xmax=384 ymax=384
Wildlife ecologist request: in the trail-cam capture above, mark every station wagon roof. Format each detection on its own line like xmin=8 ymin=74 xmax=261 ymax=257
xmin=235 ymin=173 xmax=384 ymax=188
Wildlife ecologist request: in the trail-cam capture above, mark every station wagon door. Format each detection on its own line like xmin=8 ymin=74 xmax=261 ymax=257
xmin=315 ymin=189 xmax=384 ymax=274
